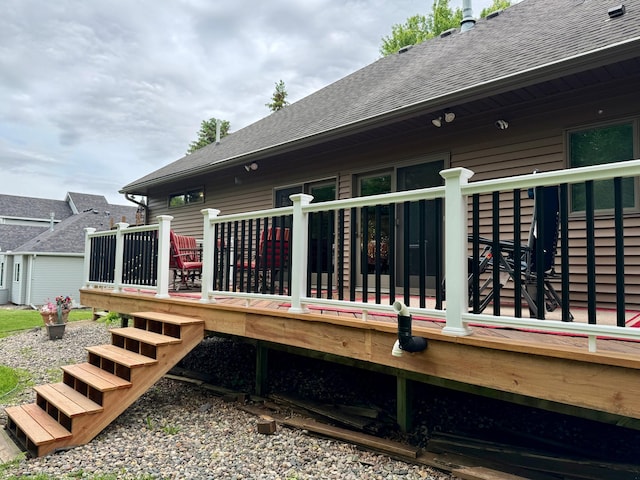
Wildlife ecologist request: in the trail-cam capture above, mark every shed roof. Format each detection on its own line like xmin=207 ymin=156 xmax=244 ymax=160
xmin=122 ymin=0 xmax=640 ymax=193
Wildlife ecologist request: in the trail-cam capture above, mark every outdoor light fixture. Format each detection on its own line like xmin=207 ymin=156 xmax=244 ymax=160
xmin=244 ymin=162 xmax=259 ymax=172
xmin=431 ymin=110 xmax=455 ymax=128
xmin=495 ymin=119 xmax=509 ymax=130
xmin=444 ymin=111 xmax=456 ymax=123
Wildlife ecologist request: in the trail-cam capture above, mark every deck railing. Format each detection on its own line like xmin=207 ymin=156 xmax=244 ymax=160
xmin=84 ymin=219 xmax=168 ymax=295
xmin=83 ymin=160 xmax=640 ymax=351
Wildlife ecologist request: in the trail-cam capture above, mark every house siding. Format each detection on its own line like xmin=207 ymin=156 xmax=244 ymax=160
xmin=145 ymin=75 xmax=640 ymax=308
xmin=30 ymin=256 xmax=84 ymax=307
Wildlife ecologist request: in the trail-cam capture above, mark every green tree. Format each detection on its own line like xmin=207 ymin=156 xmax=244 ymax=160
xmin=480 ymin=0 xmax=512 ymax=18
xmin=380 ymin=0 xmax=511 ymax=57
xmin=380 ymin=0 xmax=461 ymax=56
xmin=187 ymin=118 xmax=231 ymax=154
xmin=266 ymin=79 xmax=290 ymax=112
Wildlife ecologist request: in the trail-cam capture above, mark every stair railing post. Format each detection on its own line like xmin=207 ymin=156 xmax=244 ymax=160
xmin=440 ymin=167 xmax=474 ymax=336
xmin=155 ymin=215 xmax=173 ymax=299
xmin=83 ymin=228 xmax=96 ymax=288
xmin=288 ymin=193 xmax=313 ymax=314
xmin=200 ymin=208 xmax=221 ymax=303
xmin=112 ymin=222 xmax=130 ymax=293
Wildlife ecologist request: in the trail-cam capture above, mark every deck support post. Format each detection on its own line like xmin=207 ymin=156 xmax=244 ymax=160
xmin=396 ymin=374 xmax=413 ymax=432
xmin=440 ymin=168 xmax=474 ymax=336
xmin=155 ymin=215 xmax=173 ymax=298
xmin=288 ymin=194 xmax=313 ymax=314
xmin=255 ymin=342 xmax=269 ymax=397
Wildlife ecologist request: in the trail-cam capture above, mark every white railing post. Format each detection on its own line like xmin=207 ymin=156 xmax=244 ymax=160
xmin=440 ymin=167 xmax=474 ymax=336
xmin=155 ymin=215 xmax=173 ymax=298
xmin=112 ymin=222 xmax=130 ymax=293
xmin=288 ymin=193 xmax=314 ymax=313
xmin=83 ymin=228 xmax=96 ymax=287
xmin=200 ymin=208 xmax=221 ymax=303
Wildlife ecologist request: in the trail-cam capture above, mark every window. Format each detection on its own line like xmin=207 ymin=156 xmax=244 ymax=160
xmin=168 ymin=187 xmax=204 ymax=208
xmin=569 ymin=122 xmax=636 ymax=212
xmin=275 ymin=180 xmax=337 ymax=273
xmin=274 ymin=180 xmax=336 ymax=207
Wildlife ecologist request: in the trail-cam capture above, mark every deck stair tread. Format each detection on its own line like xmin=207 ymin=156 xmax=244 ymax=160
xmin=7 ymin=311 xmax=204 ymax=457
xmin=34 ymin=383 xmax=103 ymax=417
xmin=85 ymin=344 xmax=157 ymax=368
xmin=132 ymin=311 xmax=203 ymax=326
xmin=110 ymin=327 xmax=182 ymax=346
xmin=61 ymin=363 xmax=132 ymax=391
xmin=6 ymin=404 xmax=72 ymax=445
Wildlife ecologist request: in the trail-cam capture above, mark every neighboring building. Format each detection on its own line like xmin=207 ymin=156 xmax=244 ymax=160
xmin=0 ymin=193 xmax=139 ymax=306
xmin=120 ymin=0 xmax=640 ymax=308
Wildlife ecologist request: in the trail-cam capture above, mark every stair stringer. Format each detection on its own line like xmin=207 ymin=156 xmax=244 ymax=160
xmin=5 ymin=312 xmax=205 ymax=457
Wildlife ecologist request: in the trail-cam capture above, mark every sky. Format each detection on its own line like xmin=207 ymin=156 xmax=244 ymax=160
xmin=0 ymin=0 xmax=506 ymax=206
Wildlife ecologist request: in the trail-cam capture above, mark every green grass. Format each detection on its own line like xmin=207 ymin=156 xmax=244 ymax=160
xmin=0 ymin=309 xmax=92 ymax=338
xmin=0 ymin=365 xmax=19 ymax=397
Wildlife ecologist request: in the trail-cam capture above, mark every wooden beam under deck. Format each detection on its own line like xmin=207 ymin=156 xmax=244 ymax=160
xmin=80 ymin=289 xmax=640 ymax=424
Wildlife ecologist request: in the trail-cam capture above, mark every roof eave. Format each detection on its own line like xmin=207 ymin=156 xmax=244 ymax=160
xmin=121 ymin=35 xmax=640 ymax=195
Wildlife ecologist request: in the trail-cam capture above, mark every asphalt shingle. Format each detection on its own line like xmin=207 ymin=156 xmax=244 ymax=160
xmin=122 ymin=0 xmax=640 ymax=192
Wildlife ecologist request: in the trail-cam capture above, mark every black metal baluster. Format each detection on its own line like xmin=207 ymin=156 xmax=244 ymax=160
xmin=349 ymin=208 xmax=357 ymax=302
xmin=403 ymin=201 xmax=411 ymax=308
xmin=513 ymin=189 xmax=522 ymax=318
xmin=338 ymin=209 xmax=345 ymax=301
xmin=614 ymin=177 xmax=625 ymax=327
xmin=434 ymin=198 xmax=443 ymax=310
xmin=560 ymin=184 xmax=570 ymax=322
xmin=388 ymin=204 xmax=396 ymax=304
xmin=419 ymin=199 xmax=426 ymax=308
xmin=585 ymin=181 xmax=596 ymax=324
xmin=471 ymin=194 xmax=480 ymax=313
xmin=326 ymin=210 xmax=335 ymax=299
xmin=361 ymin=207 xmax=369 ymax=303
xmin=492 ymin=191 xmax=501 ymax=316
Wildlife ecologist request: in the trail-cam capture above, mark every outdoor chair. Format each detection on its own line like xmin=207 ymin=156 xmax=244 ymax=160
xmin=236 ymin=226 xmax=290 ymax=293
xmin=468 ymin=184 xmax=571 ymax=320
xmin=169 ymin=230 xmax=203 ymax=291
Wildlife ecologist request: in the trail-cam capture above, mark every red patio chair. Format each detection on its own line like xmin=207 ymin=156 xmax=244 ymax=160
xmin=169 ymin=230 xmax=203 ymax=290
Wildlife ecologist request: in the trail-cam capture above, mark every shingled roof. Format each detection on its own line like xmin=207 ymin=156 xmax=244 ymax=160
xmin=0 ymin=193 xmax=138 ymax=254
xmin=12 ymin=204 xmax=138 ymax=254
xmin=0 ymin=194 xmax=72 ymax=222
xmin=122 ymin=0 xmax=640 ymax=193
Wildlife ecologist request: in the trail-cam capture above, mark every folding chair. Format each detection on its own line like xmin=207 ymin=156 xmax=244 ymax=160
xmin=237 ymin=226 xmax=290 ymax=293
xmin=469 ymin=185 xmax=571 ymax=320
xmin=169 ymin=230 xmax=203 ymax=290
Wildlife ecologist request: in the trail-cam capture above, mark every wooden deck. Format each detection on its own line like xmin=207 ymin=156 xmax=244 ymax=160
xmin=79 ymin=287 xmax=640 ymax=430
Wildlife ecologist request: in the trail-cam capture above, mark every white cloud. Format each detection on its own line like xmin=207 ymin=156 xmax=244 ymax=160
xmin=0 ymin=0 xmax=498 ymax=204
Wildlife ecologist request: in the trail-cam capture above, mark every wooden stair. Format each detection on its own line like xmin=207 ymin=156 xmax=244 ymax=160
xmin=5 ymin=312 xmax=204 ymax=457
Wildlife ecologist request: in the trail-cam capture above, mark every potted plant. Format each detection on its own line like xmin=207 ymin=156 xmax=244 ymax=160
xmin=40 ymin=295 xmax=72 ymax=340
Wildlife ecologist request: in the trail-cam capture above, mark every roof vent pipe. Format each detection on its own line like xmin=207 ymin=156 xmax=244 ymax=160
xmin=49 ymin=212 xmax=55 ymax=231
xmin=215 ymin=119 xmax=221 ymax=145
xmin=460 ymin=0 xmax=476 ymax=32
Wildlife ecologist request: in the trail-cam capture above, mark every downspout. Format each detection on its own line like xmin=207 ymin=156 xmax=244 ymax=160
xmin=125 ymin=194 xmax=149 ymax=225
xmin=460 ymin=0 xmax=476 ymax=32
xmin=391 ymin=301 xmax=428 ymax=356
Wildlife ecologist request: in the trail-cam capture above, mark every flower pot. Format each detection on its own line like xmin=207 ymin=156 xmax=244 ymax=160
xmin=46 ymin=323 xmax=66 ymax=340
xmin=40 ymin=310 xmax=69 ymax=325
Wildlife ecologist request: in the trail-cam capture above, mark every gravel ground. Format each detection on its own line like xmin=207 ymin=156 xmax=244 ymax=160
xmin=0 ymin=322 xmax=453 ymax=480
